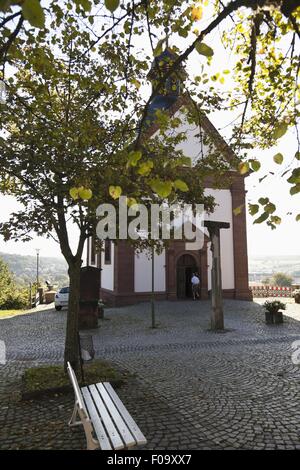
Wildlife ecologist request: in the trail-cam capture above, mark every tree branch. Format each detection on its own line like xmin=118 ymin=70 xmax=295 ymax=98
xmin=0 ymin=10 xmax=21 ymax=28
xmin=0 ymin=15 xmax=23 ymax=64
xmin=135 ymin=0 xmax=263 ymax=148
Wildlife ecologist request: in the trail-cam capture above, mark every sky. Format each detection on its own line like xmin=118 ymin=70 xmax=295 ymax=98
xmin=0 ymin=4 xmax=299 ymax=260
xmin=245 ymin=133 xmax=300 ymax=257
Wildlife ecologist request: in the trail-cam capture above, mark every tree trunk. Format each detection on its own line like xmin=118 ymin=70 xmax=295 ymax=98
xmin=64 ymin=260 xmax=81 ymax=371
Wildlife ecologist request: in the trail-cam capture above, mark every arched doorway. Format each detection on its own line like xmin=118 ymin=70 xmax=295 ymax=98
xmin=176 ymin=254 xmax=198 ymax=299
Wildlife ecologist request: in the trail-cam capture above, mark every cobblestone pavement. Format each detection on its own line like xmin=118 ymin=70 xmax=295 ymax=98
xmin=1 ymin=298 xmax=300 ymax=450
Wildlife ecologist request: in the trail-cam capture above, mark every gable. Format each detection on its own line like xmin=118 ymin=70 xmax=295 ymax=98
xmin=145 ymin=95 xmax=238 ymax=168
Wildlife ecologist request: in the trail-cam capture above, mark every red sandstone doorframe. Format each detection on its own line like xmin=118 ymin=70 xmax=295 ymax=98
xmin=166 ymin=238 xmax=209 ymax=301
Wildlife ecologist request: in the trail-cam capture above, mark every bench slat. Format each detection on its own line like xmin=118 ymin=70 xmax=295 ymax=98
xmin=103 ymin=382 xmax=147 ymax=446
xmin=81 ymin=387 xmax=112 ymax=450
xmin=88 ymin=385 xmax=124 ymax=450
xmin=95 ymin=383 xmax=136 ymax=448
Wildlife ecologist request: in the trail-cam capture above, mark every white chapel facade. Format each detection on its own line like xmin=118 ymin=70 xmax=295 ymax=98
xmin=86 ymin=50 xmax=252 ymax=306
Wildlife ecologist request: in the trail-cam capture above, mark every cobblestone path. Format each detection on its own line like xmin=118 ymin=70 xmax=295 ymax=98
xmin=1 ymin=299 xmax=300 ymax=450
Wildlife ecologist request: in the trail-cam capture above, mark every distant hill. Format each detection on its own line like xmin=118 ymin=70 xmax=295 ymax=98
xmin=249 ymin=255 xmax=300 ymax=284
xmin=0 ymin=252 xmax=69 ymax=288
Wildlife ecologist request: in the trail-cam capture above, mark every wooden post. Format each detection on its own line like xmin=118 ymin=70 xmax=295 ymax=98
xmin=204 ymin=221 xmax=230 ymax=330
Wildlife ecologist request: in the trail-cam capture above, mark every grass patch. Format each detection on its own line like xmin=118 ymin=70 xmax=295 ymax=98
xmin=0 ymin=309 xmax=27 ymax=319
xmin=22 ymin=360 xmax=130 ymax=399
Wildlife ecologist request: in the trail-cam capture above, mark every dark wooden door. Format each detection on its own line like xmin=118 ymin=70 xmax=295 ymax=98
xmin=185 ymin=266 xmax=194 ymax=298
xmin=176 ymin=254 xmax=198 ymax=299
xmin=177 ymin=266 xmax=186 ymax=299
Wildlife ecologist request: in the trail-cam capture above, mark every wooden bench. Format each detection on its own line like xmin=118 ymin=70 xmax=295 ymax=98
xmin=67 ymin=362 xmax=147 ymax=450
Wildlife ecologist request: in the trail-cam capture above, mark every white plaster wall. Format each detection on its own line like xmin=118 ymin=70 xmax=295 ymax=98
xmin=134 ymin=250 xmax=166 ymax=292
xmin=153 ymin=110 xmax=216 ymax=164
xmin=100 ymin=242 xmax=114 ymax=291
xmin=204 ymin=189 xmax=235 ymax=290
xmin=174 ymin=111 xmax=214 ymax=164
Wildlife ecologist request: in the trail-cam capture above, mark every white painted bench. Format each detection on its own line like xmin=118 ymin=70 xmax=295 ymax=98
xmin=67 ymin=362 xmax=147 ymax=450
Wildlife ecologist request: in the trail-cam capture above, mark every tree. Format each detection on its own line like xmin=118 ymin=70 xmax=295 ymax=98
xmin=0 ymin=1 xmax=299 ymax=367
xmin=0 ymin=10 xmax=216 ymax=369
xmin=1 ymin=1 xmax=299 ymax=226
xmin=0 ymin=257 xmax=14 ymax=307
xmin=0 ymin=256 xmax=27 ymax=308
xmin=271 ymin=272 xmax=293 ymax=286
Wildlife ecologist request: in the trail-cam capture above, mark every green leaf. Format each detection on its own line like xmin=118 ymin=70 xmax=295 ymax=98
xmin=249 ymin=204 xmax=259 ymax=216
xmin=69 ymin=187 xmax=79 ymax=200
xmin=131 ymin=78 xmax=141 ymax=89
xmin=265 ymin=202 xmax=276 ymax=214
xmin=153 ymin=39 xmax=165 ymax=57
xmin=127 ymin=150 xmax=142 ymax=167
xmin=150 ymin=179 xmax=173 ymax=198
xmin=173 ymin=179 xmax=189 ymax=192
xmin=272 ymin=122 xmax=288 ymax=140
xmin=78 ymin=187 xmax=93 ymax=200
xmin=270 ymin=215 xmax=281 ymax=225
xmin=22 ymin=0 xmax=45 ymax=28
xmin=250 ymin=160 xmax=261 ymax=172
xmin=178 ymin=28 xmax=188 ymax=38
xmin=0 ymin=0 xmax=11 ymax=11
xmin=290 ymin=185 xmax=300 ymax=195
xmin=296 ymin=214 xmax=300 ymax=222
xmin=109 ymin=185 xmax=122 ymax=199
xmin=295 ymin=151 xmax=300 ymax=161
xmin=175 ymin=156 xmax=192 ymax=167
xmin=105 ymin=0 xmax=120 ymax=12
xmin=254 ymin=212 xmax=269 ymax=224
xmin=258 ymin=197 xmax=269 ymax=205
xmin=238 ymin=161 xmax=249 ymax=175
xmin=233 ymin=205 xmax=244 ymax=216
xmin=126 ymin=197 xmax=137 ymax=208
xmin=287 ymin=168 xmax=300 ymax=184
xmin=287 ymin=175 xmax=300 ymax=184
xmin=273 ymin=153 xmax=283 ymax=165
xmin=195 ymin=42 xmax=214 ymax=57
xmin=137 ymin=160 xmax=153 ymax=176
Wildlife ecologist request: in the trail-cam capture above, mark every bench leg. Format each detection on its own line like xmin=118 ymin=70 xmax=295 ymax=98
xmin=69 ymin=402 xmax=100 ymax=450
xmin=68 ymin=402 xmax=83 ymax=427
xmin=86 ymin=433 xmax=100 ymax=451
xmin=81 ymin=416 xmax=100 ymax=450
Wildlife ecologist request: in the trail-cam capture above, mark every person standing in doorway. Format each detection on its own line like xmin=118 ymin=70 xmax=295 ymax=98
xmin=191 ymin=272 xmax=200 ymax=300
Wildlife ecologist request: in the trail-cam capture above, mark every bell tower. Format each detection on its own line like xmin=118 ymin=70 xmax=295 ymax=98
xmin=146 ymin=48 xmax=187 ymax=124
